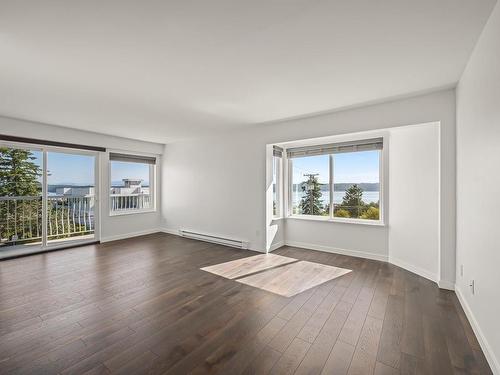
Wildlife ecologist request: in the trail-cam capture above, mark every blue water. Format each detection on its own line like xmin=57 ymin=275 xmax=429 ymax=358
xmin=292 ymin=191 xmax=379 ymax=205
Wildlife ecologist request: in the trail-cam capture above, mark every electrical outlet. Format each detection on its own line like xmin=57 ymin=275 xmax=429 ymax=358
xmin=470 ymin=280 xmax=475 ymax=295
xmin=461 ymin=264 xmax=464 ymax=277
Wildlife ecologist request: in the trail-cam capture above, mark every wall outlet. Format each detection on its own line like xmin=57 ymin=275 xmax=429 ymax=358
xmin=460 ymin=264 xmax=464 ymax=277
xmin=470 ymin=279 xmax=475 ymax=295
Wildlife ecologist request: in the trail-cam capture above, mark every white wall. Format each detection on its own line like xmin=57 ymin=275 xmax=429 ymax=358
xmin=285 ymin=218 xmax=388 ymax=261
xmin=162 ymin=88 xmax=456 ymax=286
xmin=0 ymin=116 xmax=164 ymax=241
xmin=388 ymin=123 xmax=440 ymax=282
xmin=456 ymin=2 xmax=500 ymax=373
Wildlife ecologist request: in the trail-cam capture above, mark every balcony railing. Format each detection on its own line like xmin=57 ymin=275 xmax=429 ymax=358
xmin=110 ymin=193 xmax=151 ymax=212
xmin=1 ymin=193 xmax=152 ymax=247
xmin=0 ymin=195 xmax=95 ymax=247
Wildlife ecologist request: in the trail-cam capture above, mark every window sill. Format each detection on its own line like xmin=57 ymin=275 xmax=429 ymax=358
xmin=109 ymin=209 xmax=157 ymax=217
xmin=287 ymin=215 xmax=385 ymax=227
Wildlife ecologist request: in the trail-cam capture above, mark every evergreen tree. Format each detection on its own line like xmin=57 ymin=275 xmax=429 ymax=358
xmin=0 ymin=147 xmax=42 ymax=243
xmin=299 ymin=174 xmax=324 ymax=215
xmin=0 ymin=147 xmax=41 ymax=196
xmin=339 ymin=184 xmax=364 ymax=218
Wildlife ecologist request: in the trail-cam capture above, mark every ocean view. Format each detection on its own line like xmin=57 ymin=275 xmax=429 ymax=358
xmin=292 ymin=190 xmax=380 ymax=205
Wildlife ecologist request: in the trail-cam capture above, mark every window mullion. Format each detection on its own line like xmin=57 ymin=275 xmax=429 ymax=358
xmin=329 ymin=154 xmax=334 ymax=219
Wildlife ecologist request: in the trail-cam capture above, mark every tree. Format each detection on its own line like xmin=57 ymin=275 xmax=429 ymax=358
xmin=0 ymin=147 xmax=41 ymax=196
xmin=339 ymin=184 xmax=364 ymax=218
xmin=299 ymin=174 xmax=324 ymax=215
xmin=334 ymin=208 xmax=350 ymax=218
xmin=0 ymin=147 xmax=42 ymax=243
xmin=360 ymin=206 xmax=379 ymax=220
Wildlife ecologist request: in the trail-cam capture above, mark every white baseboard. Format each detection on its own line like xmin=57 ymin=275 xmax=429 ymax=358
xmin=437 ymin=279 xmax=455 ymax=291
xmin=389 ymin=256 xmax=438 ymax=284
xmin=455 ymin=286 xmax=500 ymax=375
xmin=285 ymin=240 xmax=388 ymax=262
xmin=100 ymin=228 xmax=161 ymax=243
xmin=161 ymin=227 xmax=180 ymax=236
xmin=269 ymin=240 xmax=285 ymax=252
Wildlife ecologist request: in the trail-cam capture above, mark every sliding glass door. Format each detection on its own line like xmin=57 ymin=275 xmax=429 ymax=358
xmin=0 ymin=145 xmax=43 ymax=250
xmin=0 ymin=143 xmax=98 ymax=256
xmin=46 ymin=151 xmax=97 ymax=245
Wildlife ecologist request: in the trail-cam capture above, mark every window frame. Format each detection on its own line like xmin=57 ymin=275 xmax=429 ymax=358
xmin=272 ymin=152 xmax=283 ymax=219
xmin=108 ymin=151 xmax=157 ymax=216
xmin=286 ymin=138 xmax=385 ymax=226
xmin=287 ymin=153 xmax=331 ymax=218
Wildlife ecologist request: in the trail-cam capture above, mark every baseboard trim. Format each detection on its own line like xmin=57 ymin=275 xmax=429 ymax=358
xmin=455 ymin=286 xmax=500 ymax=375
xmin=437 ymin=279 xmax=455 ymax=291
xmin=269 ymin=240 xmax=285 ymax=252
xmin=101 ymin=228 xmax=161 ymax=243
xmin=389 ymin=256 xmax=438 ymax=284
xmin=285 ymin=240 xmax=388 ymax=262
xmin=161 ymin=227 xmax=180 ymax=236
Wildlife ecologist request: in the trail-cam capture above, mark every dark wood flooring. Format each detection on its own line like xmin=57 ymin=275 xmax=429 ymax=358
xmin=0 ymin=233 xmax=492 ymax=374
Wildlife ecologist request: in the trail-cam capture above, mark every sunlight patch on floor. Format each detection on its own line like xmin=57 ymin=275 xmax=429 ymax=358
xmin=201 ymin=254 xmax=351 ymax=297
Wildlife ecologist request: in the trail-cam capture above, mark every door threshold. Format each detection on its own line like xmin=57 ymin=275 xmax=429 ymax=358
xmin=0 ymin=240 xmax=100 ymax=261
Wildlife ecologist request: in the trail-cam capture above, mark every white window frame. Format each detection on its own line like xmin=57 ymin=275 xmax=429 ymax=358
xmin=272 ymin=155 xmax=283 ymax=218
xmin=0 ymin=139 xmax=101 ymax=249
xmin=286 ymin=137 xmax=385 ymax=226
xmin=108 ymin=151 xmax=157 ymax=216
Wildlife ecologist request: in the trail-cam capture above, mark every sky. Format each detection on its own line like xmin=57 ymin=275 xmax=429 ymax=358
xmin=291 ymin=150 xmax=380 ymax=184
xmin=25 ymin=151 xmax=149 ymax=185
xmin=28 ymin=149 xmax=376 ymax=186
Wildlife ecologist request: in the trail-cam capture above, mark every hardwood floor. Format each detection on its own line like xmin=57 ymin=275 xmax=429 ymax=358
xmin=0 ymin=233 xmax=492 ymax=374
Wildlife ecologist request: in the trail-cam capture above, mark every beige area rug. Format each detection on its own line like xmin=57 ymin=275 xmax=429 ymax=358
xmin=201 ymin=254 xmax=351 ymax=297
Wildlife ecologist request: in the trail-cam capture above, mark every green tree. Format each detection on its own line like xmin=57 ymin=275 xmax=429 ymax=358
xmin=360 ymin=206 xmax=380 ymax=220
xmin=334 ymin=208 xmax=350 ymax=218
xmin=299 ymin=174 xmax=324 ymax=215
xmin=0 ymin=147 xmax=41 ymax=196
xmin=0 ymin=147 xmax=42 ymax=244
xmin=339 ymin=184 xmax=364 ymax=218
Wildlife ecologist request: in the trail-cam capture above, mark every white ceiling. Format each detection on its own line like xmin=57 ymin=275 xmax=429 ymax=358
xmin=0 ymin=0 xmax=496 ymax=143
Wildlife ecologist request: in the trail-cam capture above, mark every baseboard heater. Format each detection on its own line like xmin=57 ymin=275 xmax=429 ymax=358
xmin=179 ymin=229 xmax=249 ymax=250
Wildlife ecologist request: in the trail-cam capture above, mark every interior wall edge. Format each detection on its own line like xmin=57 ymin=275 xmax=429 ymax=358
xmin=269 ymin=241 xmax=285 ymax=252
xmin=161 ymin=227 xmax=181 ymax=236
xmin=388 ymin=255 xmax=438 ymax=283
xmin=455 ymin=286 xmax=500 ymax=375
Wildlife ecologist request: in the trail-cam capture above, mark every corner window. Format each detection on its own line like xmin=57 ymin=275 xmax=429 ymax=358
xmin=287 ymin=138 xmax=383 ymax=223
xmin=109 ymin=153 xmax=156 ymax=214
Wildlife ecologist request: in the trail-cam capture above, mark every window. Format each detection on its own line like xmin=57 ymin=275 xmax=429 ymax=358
xmin=109 ymin=153 xmax=156 ymax=214
xmin=287 ymin=138 xmax=382 ymax=222
xmin=290 ymin=155 xmax=330 ymax=216
xmin=272 ymin=146 xmax=283 ymax=217
xmin=1 ymin=142 xmax=99 ymax=253
xmin=332 ymin=150 xmax=380 ymax=220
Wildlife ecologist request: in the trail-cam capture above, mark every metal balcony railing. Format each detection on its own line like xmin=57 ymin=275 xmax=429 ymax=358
xmin=0 ymin=195 xmax=95 ymax=247
xmin=1 ymin=193 xmax=152 ymax=247
xmin=110 ymin=194 xmax=151 ymax=212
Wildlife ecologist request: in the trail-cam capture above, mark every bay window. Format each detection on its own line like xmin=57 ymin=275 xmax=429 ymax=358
xmin=286 ymin=138 xmax=383 ymax=222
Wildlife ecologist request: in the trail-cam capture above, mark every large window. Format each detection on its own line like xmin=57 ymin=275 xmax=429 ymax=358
xmin=1 ymin=143 xmax=98 ymax=254
xmin=287 ymin=138 xmax=382 ymax=222
xmin=109 ymin=153 xmax=156 ymax=214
